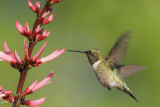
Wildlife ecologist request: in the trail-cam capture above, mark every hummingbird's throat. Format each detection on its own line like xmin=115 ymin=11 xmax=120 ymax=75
xmin=87 ymin=54 xmax=99 ymax=65
xmin=92 ymin=60 xmax=101 ymax=70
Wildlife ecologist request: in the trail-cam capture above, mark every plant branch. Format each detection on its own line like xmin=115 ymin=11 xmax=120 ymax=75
xmin=12 ymin=69 xmax=28 ymax=107
xmin=12 ymin=2 xmax=54 ymax=107
xmin=32 ymin=3 xmax=50 ymax=33
xmin=28 ymin=41 xmax=36 ymax=58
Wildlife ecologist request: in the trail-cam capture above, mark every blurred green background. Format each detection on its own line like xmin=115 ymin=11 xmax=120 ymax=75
xmin=0 ymin=0 xmax=159 ymax=107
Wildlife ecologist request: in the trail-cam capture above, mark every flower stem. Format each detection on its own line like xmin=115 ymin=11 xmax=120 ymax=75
xmin=28 ymin=41 xmax=36 ymax=58
xmin=12 ymin=69 xmax=28 ymax=107
xmin=12 ymin=3 xmax=54 ymax=107
xmin=32 ymin=3 xmax=51 ymax=32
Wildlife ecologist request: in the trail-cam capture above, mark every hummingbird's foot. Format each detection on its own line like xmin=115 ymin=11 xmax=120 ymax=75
xmin=107 ymin=87 xmax=111 ymax=90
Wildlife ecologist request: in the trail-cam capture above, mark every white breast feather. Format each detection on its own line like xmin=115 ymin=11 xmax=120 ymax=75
xmin=109 ymin=82 xmax=117 ymax=88
xmin=92 ymin=60 xmax=101 ymax=71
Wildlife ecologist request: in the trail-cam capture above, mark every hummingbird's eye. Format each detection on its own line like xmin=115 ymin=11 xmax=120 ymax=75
xmin=88 ymin=51 xmax=92 ymax=54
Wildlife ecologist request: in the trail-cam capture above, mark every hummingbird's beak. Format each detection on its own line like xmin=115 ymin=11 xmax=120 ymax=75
xmin=67 ymin=50 xmax=86 ymax=53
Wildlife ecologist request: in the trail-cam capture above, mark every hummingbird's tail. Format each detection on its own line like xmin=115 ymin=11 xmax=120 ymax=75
xmin=122 ymin=86 xmax=138 ymax=102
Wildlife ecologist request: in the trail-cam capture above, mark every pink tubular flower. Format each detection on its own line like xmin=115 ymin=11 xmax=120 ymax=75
xmin=36 ymin=1 xmax=41 ymax=14
xmin=25 ymin=22 xmax=32 ymax=37
xmin=32 ymin=24 xmax=40 ymax=36
xmin=30 ymin=42 xmax=47 ymax=62
xmin=22 ymin=80 xmax=38 ymax=97
xmin=28 ymin=0 xmax=42 ymax=14
xmin=0 ymin=86 xmax=4 ymax=98
xmin=0 ymin=86 xmax=3 ymax=91
xmin=22 ymin=97 xmax=46 ymax=106
xmin=36 ymin=30 xmax=51 ymax=41
xmin=2 ymin=42 xmax=17 ymax=64
xmin=15 ymin=20 xmax=26 ymax=36
xmin=0 ymin=85 xmax=13 ymax=102
xmin=22 ymin=71 xmax=54 ymax=96
xmin=15 ymin=21 xmax=33 ymax=38
xmin=0 ymin=51 xmax=16 ymax=64
xmin=28 ymin=0 xmax=36 ymax=12
xmin=3 ymin=90 xmax=13 ymax=97
xmin=14 ymin=50 xmax=24 ymax=64
xmin=42 ymin=14 xmax=54 ymax=25
xmin=41 ymin=6 xmax=52 ymax=19
xmin=3 ymin=41 xmax=15 ymax=59
xmin=35 ymin=48 xmax=65 ymax=65
xmin=32 ymin=71 xmax=54 ymax=92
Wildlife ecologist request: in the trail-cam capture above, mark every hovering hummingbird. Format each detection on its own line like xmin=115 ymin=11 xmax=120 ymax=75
xmin=68 ymin=32 xmax=146 ymax=102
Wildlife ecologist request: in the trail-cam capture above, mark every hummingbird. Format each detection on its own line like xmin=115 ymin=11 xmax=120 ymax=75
xmin=68 ymin=32 xmax=146 ymax=102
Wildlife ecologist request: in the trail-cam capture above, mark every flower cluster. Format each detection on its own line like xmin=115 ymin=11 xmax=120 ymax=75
xmin=1 ymin=39 xmax=64 ymax=69
xmin=0 ymin=86 xmax=13 ymax=103
xmin=0 ymin=0 xmax=64 ymax=106
xmin=0 ymin=71 xmax=53 ymax=106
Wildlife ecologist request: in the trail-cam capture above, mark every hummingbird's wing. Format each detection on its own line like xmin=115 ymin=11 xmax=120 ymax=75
xmin=118 ymin=65 xmax=146 ymax=78
xmin=105 ymin=31 xmax=131 ymax=67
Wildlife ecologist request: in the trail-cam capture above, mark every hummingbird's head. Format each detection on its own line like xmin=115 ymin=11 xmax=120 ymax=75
xmin=68 ymin=49 xmax=103 ymax=65
xmin=85 ymin=49 xmax=103 ymax=65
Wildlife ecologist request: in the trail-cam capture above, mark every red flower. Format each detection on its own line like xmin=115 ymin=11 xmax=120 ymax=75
xmin=0 ymin=50 xmax=16 ymax=64
xmin=42 ymin=14 xmax=54 ymax=25
xmin=1 ymin=0 xmax=63 ymax=106
xmin=22 ymin=71 xmax=54 ymax=96
xmin=0 ymin=39 xmax=65 ymax=68
xmin=0 ymin=86 xmax=13 ymax=103
xmin=28 ymin=0 xmax=41 ymax=14
xmin=21 ymin=71 xmax=54 ymax=106
xmin=22 ymin=97 xmax=46 ymax=106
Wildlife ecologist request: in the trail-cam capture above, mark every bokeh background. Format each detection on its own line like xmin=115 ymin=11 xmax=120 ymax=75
xmin=0 ymin=0 xmax=159 ymax=107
